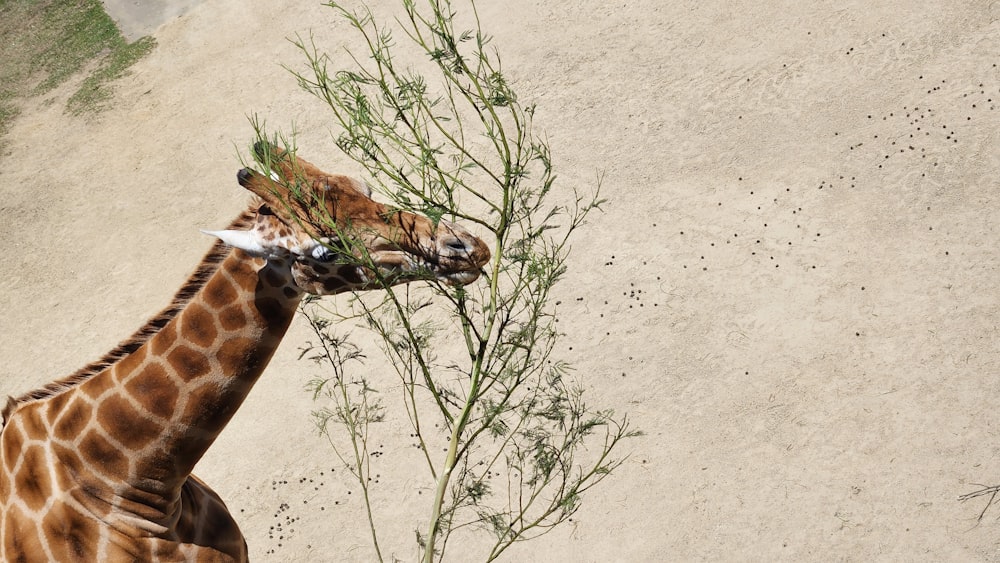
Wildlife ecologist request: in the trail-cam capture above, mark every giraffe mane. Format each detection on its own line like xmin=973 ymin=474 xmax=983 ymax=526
xmin=2 ymin=207 xmax=258 ymax=425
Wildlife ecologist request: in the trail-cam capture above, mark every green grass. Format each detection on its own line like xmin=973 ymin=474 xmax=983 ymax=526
xmin=0 ymin=0 xmax=156 ymax=137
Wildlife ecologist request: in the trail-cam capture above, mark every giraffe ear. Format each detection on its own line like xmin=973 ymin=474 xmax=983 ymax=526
xmin=201 ymin=229 xmax=268 ymax=256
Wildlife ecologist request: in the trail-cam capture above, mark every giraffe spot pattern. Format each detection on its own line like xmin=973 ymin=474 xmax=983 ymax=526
xmin=97 ymin=394 xmax=161 ymax=451
xmin=3 ymin=504 xmax=45 ymax=563
xmin=167 ymin=345 xmax=212 ymax=382
xmin=12 ymin=445 xmax=50 ymax=512
xmin=218 ymin=305 xmax=248 ymax=332
xmin=0 ymin=463 xmax=8 ymax=500
xmin=182 ymin=381 xmax=247 ymax=439
xmin=53 ymin=398 xmax=92 ymax=443
xmin=112 ymin=343 xmax=148 ymax=380
xmin=225 ymin=257 xmax=259 ymax=294
xmin=124 ymin=362 xmax=178 ymax=420
xmin=47 ymin=446 xmax=109 ymax=520
xmin=41 ymin=504 xmax=99 ymax=562
xmin=80 ymin=372 xmax=113 ymax=401
xmin=263 ymin=267 xmax=286 ymax=289
xmin=178 ymin=477 xmax=246 ymax=559
xmin=43 ymin=392 xmax=72 ymax=427
xmin=181 ymin=302 xmax=218 ymax=349
xmin=78 ymin=429 xmax=130 ymax=480
xmin=202 ymin=273 xmax=238 ymax=310
xmin=216 ymin=337 xmax=274 ymax=381
xmin=2 ymin=422 xmax=25 ymax=475
xmin=322 ymin=277 xmax=346 ymax=293
xmin=150 ymin=321 xmax=178 ymax=357
xmin=50 ymin=443 xmax=86 ymax=489
xmin=20 ymin=414 xmax=48 ymax=443
xmin=253 ymin=297 xmax=288 ymax=325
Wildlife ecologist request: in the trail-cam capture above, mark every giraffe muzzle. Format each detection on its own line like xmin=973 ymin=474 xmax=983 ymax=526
xmin=432 ymin=221 xmax=491 ymax=269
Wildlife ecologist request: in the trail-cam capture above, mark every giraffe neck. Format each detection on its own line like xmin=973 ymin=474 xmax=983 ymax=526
xmin=47 ymin=248 xmax=303 ymax=522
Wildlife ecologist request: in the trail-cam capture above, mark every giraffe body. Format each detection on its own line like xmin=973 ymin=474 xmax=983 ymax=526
xmin=0 ymin=143 xmax=490 ymax=561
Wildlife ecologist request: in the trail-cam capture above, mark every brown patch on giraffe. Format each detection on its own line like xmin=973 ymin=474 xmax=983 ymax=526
xmin=49 ymin=443 xmax=112 ymax=519
xmin=12 ymin=444 xmax=51 ymax=512
xmin=42 ymin=504 xmax=100 ymax=562
xmin=323 ymin=275 xmax=350 ymax=293
xmin=97 ymin=394 xmax=161 ymax=451
xmin=217 ymin=337 xmax=273 ymax=379
xmin=78 ymin=429 xmax=130 ymax=478
xmin=179 ymin=479 xmax=246 ymax=556
xmin=111 ymin=343 xmax=148 ymax=382
xmin=44 ymin=391 xmax=72 ymax=427
xmin=51 ymin=443 xmax=83 ymax=479
xmin=124 ymin=362 xmax=179 ymax=420
xmin=181 ymin=302 xmax=218 ymax=349
xmin=218 ymin=304 xmax=248 ymax=331
xmin=20 ymin=413 xmax=48 ymax=442
xmin=2 ymin=422 xmax=25 ymax=473
xmin=167 ymin=345 xmax=212 ymax=381
xmin=3 ymin=504 xmax=46 ymax=563
xmin=150 ymin=320 xmax=178 ymax=357
xmin=182 ymin=380 xmax=248 ymax=437
xmin=0 ymin=462 xmax=9 ymax=499
xmin=202 ymin=272 xmax=238 ymax=310
xmin=80 ymin=372 xmax=113 ymax=401
xmin=226 ymin=255 xmax=262 ymax=294
xmin=53 ymin=397 xmax=93 ymax=443
xmin=253 ymin=296 xmax=290 ymax=324
xmin=283 ymin=286 xmax=299 ymax=298
xmin=216 ymin=336 xmax=251 ymax=369
xmin=263 ymin=266 xmax=287 ymax=289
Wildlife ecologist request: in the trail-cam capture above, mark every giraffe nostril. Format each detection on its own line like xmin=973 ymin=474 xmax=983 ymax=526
xmin=440 ymin=236 xmax=471 ymax=255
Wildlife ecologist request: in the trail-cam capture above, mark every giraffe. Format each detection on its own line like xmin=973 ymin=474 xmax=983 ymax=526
xmin=0 ymin=142 xmax=491 ymax=562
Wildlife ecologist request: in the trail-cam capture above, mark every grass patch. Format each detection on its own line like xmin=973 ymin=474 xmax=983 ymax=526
xmin=0 ymin=0 xmax=156 ymax=136
xmin=66 ymin=34 xmax=156 ymax=115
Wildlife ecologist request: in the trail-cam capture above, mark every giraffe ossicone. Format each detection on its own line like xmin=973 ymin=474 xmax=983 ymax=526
xmin=0 ymin=142 xmax=490 ymax=562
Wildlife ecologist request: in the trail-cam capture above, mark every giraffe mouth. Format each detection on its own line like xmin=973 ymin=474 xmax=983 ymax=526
xmin=366 ymin=250 xmax=483 ymax=286
xmin=414 ymin=250 xmax=486 ymax=286
xmin=439 ymin=269 xmax=482 ymax=285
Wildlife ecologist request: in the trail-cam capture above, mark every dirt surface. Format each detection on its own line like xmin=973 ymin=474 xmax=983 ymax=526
xmin=99 ymin=0 xmax=203 ymax=41
xmin=2 ymin=1 xmax=999 ymax=561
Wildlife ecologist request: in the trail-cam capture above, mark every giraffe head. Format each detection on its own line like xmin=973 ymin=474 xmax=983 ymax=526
xmin=206 ymin=142 xmax=491 ymax=294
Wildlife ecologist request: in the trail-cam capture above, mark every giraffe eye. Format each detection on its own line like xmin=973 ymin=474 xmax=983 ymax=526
xmin=312 ymin=245 xmax=335 ymax=263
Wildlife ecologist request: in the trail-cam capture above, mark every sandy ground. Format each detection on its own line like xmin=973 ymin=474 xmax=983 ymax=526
xmin=2 ymin=1 xmax=1000 ymax=561
xmin=100 ymin=0 xmax=205 ymax=41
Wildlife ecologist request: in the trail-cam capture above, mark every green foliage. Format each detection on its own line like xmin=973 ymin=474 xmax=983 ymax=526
xmin=67 ymin=34 xmax=155 ymax=115
xmin=274 ymin=1 xmax=637 ymax=561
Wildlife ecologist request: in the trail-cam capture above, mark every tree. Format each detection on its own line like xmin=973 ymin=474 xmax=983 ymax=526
xmin=261 ymin=1 xmax=637 ymax=560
